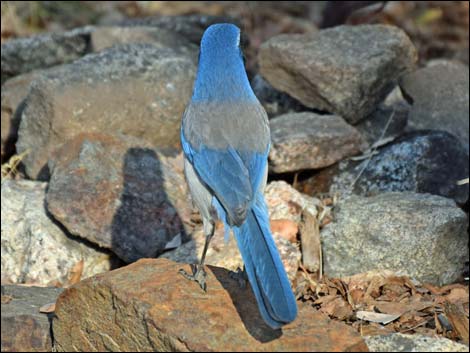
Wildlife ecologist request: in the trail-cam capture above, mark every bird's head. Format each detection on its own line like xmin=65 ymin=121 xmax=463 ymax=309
xmin=192 ymin=23 xmax=254 ymax=102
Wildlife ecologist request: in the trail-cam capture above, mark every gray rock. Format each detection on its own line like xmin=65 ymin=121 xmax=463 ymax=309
xmin=251 ymin=74 xmax=308 ymax=118
xmin=355 ymin=100 xmax=409 ymax=145
xmin=321 ymin=192 xmax=469 ymax=285
xmin=312 ymin=131 xmax=469 ymax=205
xmin=16 ymin=43 xmax=196 ymax=180
xmin=1 ymin=72 xmax=38 ymax=162
xmin=259 ymin=24 xmax=417 ymax=123
xmin=1 ymin=285 xmax=63 ymax=352
xmin=1 ymin=180 xmax=115 ymax=286
xmin=46 ymin=133 xmax=193 ymax=263
xmin=400 ymin=60 xmax=469 ymax=151
xmin=364 ymin=333 xmax=469 ymax=352
xmin=89 ymin=26 xmax=198 ymax=58
xmin=119 ymin=14 xmax=240 ymax=44
xmin=1 ymin=27 xmax=91 ymax=84
xmin=269 ymin=112 xmax=366 ymax=173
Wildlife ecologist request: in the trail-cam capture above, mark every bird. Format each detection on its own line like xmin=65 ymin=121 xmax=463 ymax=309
xmin=179 ymin=23 xmax=297 ymax=329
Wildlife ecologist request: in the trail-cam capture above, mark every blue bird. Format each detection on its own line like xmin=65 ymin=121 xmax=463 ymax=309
xmin=179 ymin=23 xmax=297 ymax=329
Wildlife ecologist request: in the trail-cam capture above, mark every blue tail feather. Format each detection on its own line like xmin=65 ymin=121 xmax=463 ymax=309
xmin=232 ymin=193 xmax=298 ymax=329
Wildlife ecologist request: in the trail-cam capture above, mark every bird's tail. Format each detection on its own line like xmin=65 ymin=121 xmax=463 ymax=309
xmin=233 ymin=192 xmax=298 ymax=329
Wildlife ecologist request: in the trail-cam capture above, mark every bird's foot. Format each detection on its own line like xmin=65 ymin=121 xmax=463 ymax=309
xmin=179 ymin=264 xmax=207 ymax=292
xmin=229 ymin=266 xmax=248 ymax=289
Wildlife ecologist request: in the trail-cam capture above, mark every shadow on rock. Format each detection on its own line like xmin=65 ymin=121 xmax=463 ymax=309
xmin=111 ymin=147 xmax=189 ymax=263
xmin=210 ymin=266 xmax=282 ymax=342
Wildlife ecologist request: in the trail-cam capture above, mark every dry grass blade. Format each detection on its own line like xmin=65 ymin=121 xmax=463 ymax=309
xmin=299 ymin=209 xmax=322 ymax=275
xmin=66 ymin=259 xmax=84 ymax=287
xmin=1 ymin=149 xmax=29 ymax=182
xmin=457 ymin=178 xmax=469 ymax=185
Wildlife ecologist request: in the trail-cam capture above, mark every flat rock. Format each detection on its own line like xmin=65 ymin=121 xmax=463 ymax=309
xmin=1 ymin=180 xmax=116 ymax=286
xmin=321 ymin=192 xmax=469 ymax=285
xmin=16 ymin=43 xmax=195 ymax=180
xmin=259 ymin=24 xmax=417 ymax=123
xmin=1 ymin=27 xmax=90 ymax=84
xmin=305 ymin=131 xmax=469 ymax=205
xmin=400 ymin=60 xmax=469 ymax=151
xmin=269 ymin=112 xmax=366 ymax=173
xmin=46 ymin=133 xmax=193 ymax=263
xmin=1 ymin=285 xmax=63 ymax=352
xmin=364 ymin=333 xmax=469 ymax=352
xmin=53 ymin=258 xmax=368 ymax=352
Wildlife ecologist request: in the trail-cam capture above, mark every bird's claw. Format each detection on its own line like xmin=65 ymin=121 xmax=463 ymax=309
xmin=179 ymin=264 xmax=207 ymax=292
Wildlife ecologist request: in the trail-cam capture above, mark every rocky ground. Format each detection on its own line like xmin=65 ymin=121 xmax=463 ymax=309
xmin=1 ymin=1 xmax=469 ymax=352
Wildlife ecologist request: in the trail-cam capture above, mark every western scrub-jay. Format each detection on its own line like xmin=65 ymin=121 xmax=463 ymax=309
xmin=179 ymin=23 xmax=297 ymax=329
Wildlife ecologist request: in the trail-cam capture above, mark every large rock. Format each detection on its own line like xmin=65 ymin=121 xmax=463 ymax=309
xmin=46 ymin=133 xmax=193 ymax=263
xmin=400 ymin=60 xmax=469 ymax=151
xmin=321 ymin=192 xmax=469 ymax=285
xmin=119 ymin=14 xmax=240 ymax=44
xmin=259 ymin=24 xmax=417 ymax=123
xmin=1 ymin=27 xmax=90 ymax=84
xmin=53 ymin=258 xmax=368 ymax=352
xmin=304 ymin=131 xmax=469 ymax=205
xmin=1 ymin=180 xmax=115 ymax=286
xmin=89 ymin=26 xmax=197 ymax=58
xmin=16 ymin=43 xmax=196 ymax=180
xmin=1 ymin=285 xmax=63 ymax=352
xmin=269 ymin=112 xmax=366 ymax=173
xmin=364 ymin=333 xmax=469 ymax=352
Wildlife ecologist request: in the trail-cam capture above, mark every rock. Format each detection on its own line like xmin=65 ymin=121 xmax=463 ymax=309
xmin=364 ymin=333 xmax=469 ymax=352
xmin=46 ymin=133 xmax=193 ymax=263
xmin=1 ymin=285 xmax=63 ymax=352
xmin=1 ymin=180 xmax=116 ymax=286
xmin=1 ymin=72 xmax=39 ymax=162
xmin=119 ymin=14 xmax=240 ymax=44
xmin=1 ymin=27 xmax=91 ymax=84
xmin=251 ymin=75 xmax=308 ymax=118
xmin=16 ymin=43 xmax=196 ymax=180
xmin=259 ymin=24 xmax=417 ymax=123
xmin=355 ymin=99 xmax=409 ymax=145
xmin=89 ymin=26 xmax=198 ymax=58
xmin=162 ymin=181 xmax=314 ymax=281
xmin=399 ymin=60 xmax=469 ymax=151
xmin=53 ymin=258 xmax=368 ymax=352
xmin=269 ymin=112 xmax=366 ymax=173
xmin=305 ymin=131 xmax=469 ymax=205
xmin=160 ymin=224 xmax=301 ymax=282
xmin=321 ymin=192 xmax=469 ymax=285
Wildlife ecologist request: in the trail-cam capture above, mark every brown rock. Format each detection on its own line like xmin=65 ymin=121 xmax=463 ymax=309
xmin=269 ymin=112 xmax=366 ymax=173
xmin=54 ymin=258 xmax=368 ymax=352
xmin=1 ymin=285 xmax=63 ymax=352
xmin=46 ymin=133 xmax=193 ymax=263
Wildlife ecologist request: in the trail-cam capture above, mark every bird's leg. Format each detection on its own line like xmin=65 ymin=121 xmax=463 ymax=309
xmin=179 ymin=222 xmax=214 ymax=292
xmin=229 ymin=265 xmax=248 ymax=289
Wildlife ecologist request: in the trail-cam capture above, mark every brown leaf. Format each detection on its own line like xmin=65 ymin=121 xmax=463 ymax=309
xmin=299 ymin=210 xmax=321 ymax=273
xmin=445 ymin=302 xmax=469 ymax=344
xmin=320 ymin=297 xmax=354 ymax=321
xmin=67 ymin=259 xmax=84 ymax=286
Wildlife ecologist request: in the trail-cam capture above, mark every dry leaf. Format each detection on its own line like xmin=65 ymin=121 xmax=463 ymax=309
xmin=445 ymin=302 xmax=469 ymax=344
xmin=299 ymin=210 xmax=321 ymax=273
xmin=39 ymin=302 xmax=56 ymax=313
xmin=356 ymin=311 xmax=401 ymax=324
